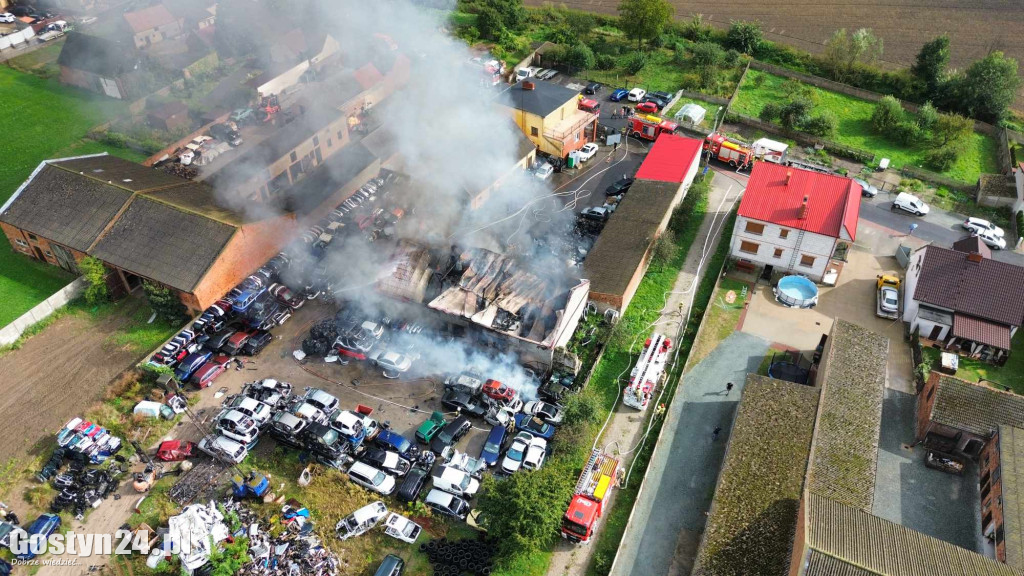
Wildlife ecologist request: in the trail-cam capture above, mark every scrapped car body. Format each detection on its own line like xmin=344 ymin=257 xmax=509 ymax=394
xmin=383 ymin=513 xmax=422 ymax=544
xmin=335 ymin=501 xmax=388 ymax=540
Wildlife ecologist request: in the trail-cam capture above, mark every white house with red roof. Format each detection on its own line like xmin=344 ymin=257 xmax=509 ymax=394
xmin=730 ymin=163 xmax=862 ymax=282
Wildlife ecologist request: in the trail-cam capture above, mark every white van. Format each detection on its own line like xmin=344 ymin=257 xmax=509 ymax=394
xmin=892 ymin=192 xmax=930 ymax=216
xmin=432 ymin=466 xmax=480 ymax=497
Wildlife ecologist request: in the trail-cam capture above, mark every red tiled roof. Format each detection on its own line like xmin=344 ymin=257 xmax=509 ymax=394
xmin=354 ymin=63 xmax=384 ymax=90
xmin=953 ymin=314 xmax=1012 ymax=349
xmin=123 ymin=4 xmax=178 ymax=34
xmin=914 ymin=246 xmax=1024 ymax=328
xmin=952 ymin=235 xmax=991 ymax=259
xmin=738 ymin=163 xmax=862 ymax=241
xmin=634 ymin=134 xmax=702 ymax=183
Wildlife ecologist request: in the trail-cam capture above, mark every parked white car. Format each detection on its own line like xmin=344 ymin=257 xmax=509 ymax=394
xmin=627 ymin=88 xmax=647 ymax=102
xmin=892 ymin=192 xmax=930 ymax=216
xmin=535 ymin=164 xmax=554 ymax=181
xmin=973 ymin=229 xmax=1007 ymax=250
xmin=522 ymin=436 xmax=548 ymax=471
xmin=578 ymin=143 xmax=599 ymax=163
xmin=432 ymin=466 xmax=480 ymax=497
xmin=0 ymin=12 xmax=16 ymax=23
xmin=197 ymin=435 xmax=248 ymax=464
xmin=383 ymin=513 xmax=422 ymax=544
xmin=223 ymin=396 xmax=272 ymax=428
xmin=216 ymin=410 xmax=260 ymax=444
xmin=335 ymin=501 xmax=388 ymax=540
xmin=346 ymin=461 xmax=396 ymax=495
xmin=501 ymin=431 xmax=534 ymax=474
xmin=962 ymin=217 xmax=1004 ymax=238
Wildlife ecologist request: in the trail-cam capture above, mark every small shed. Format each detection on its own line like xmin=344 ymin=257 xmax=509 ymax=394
xmin=675 ymin=103 xmax=706 ymax=126
xmin=147 ymin=100 xmax=191 ymax=132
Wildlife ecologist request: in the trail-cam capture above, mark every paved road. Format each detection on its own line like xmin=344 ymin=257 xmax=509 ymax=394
xmin=859 ymin=193 xmax=1024 ymax=266
xmin=610 ymin=331 xmax=772 ymax=576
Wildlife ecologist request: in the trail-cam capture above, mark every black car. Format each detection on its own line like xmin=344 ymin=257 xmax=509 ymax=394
xmin=373 ymin=554 xmax=405 ymax=576
xmin=441 ymin=390 xmax=487 ymax=418
xmin=359 ymin=447 xmax=412 ymax=477
xmin=430 ymin=416 xmax=471 ymax=454
xmin=539 ymin=373 xmax=576 ymax=403
xmin=649 ymin=91 xmax=673 ymax=102
xmin=584 ymin=82 xmax=602 ymax=95
xmin=302 ymin=423 xmax=349 ymax=464
xmin=605 ymin=176 xmax=635 ymax=196
xmin=640 ymin=95 xmax=667 ymax=110
xmin=241 ymin=330 xmax=272 ymax=355
xmin=206 ymin=327 xmax=238 ymax=351
xmin=395 ymin=468 xmax=429 ymax=503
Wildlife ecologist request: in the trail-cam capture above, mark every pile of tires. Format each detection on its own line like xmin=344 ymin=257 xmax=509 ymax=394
xmin=302 ymin=318 xmax=339 ymax=356
xmin=420 ymin=538 xmax=495 ymax=576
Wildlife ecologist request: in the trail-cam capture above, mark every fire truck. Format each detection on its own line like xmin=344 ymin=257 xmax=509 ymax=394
xmin=623 ymin=332 xmax=671 ymax=411
xmin=626 ymin=115 xmax=678 ymax=142
xmin=562 ymin=449 xmax=620 ymax=544
xmin=703 ymin=132 xmax=755 ymax=169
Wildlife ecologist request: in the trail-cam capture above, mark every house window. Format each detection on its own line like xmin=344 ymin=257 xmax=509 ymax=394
xmin=290 ymin=151 xmax=298 ymax=163
xmin=744 ymin=222 xmax=765 ymax=235
xmin=327 ymin=138 xmax=332 ymax=148
xmin=799 ymin=254 xmax=816 ymax=267
xmin=773 ymin=248 xmax=783 ymax=258
xmin=531 ymin=127 xmax=539 ymax=137
xmin=779 ymin=229 xmax=790 ymax=239
xmin=739 ymin=241 xmax=759 ymax=255
xmin=312 ymin=135 xmax=319 ymax=146
xmin=27 ymin=233 xmax=37 ymax=241
xmin=14 ymin=239 xmax=28 ymax=248
xmin=574 ymin=132 xmax=580 ymax=142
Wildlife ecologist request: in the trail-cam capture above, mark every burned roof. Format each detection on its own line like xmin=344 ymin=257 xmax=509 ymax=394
xmin=807 ymin=319 xmax=887 ymax=513
xmin=583 ymin=179 xmax=679 ymax=299
xmin=91 ymin=196 xmax=236 ymax=292
xmin=802 ymin=493 xmax=1022 ymax=576
xmin=276 ymin=142 xmax=379 ymax=216
xmin=50 ymin=154 xmax=188 ymax=192
xmin=999 ymin=426 xmax=1024 ymax=570
xmin=0 ymin=164 xmax=133 ymax=252
xmin=927 ymin=373 xmax=1024 ymax=438
xmin=503 ymin=80 xmax=580 ymax=118
xmin=913 ymin=245 xmax=1024 ymax=328
xmin=693 ymin=375 xmax=820 ymax=576
xmin=57 ymin=33 xmax=138 ymax=77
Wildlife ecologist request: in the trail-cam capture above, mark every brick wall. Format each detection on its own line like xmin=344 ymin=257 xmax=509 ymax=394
xmin=980 ymin=433 xmax=1006 ymax=560
xmin=916 ymin=371 xmax=941 ymax=441
xmin=788 ymin=494 xmax=809 ymax=576
xmin=0 ymin=222 xmax=87 ymax=272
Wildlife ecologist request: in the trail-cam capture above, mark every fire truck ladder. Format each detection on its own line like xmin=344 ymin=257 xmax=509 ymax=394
xmin=632 ymin=334 xmax=665 ymax=392
xmin=786 ymin=229 xmax=807 ymax=271
xmin=575 ymin=449 xmax=617 ymax=495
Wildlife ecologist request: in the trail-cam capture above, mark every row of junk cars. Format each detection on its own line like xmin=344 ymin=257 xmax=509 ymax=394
xmin=146 ymin=171 xmax=403 ymax=387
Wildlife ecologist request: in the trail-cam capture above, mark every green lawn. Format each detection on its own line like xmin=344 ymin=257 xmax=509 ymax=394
xmin=5 ymin=39 xmax=65 ymax=78
xmin=688 ymin=277 xmax=749 ymax=366
xmin=731 ymin=69 xmax=999 ymax=184
xmin=922 ymin=330 xmax=1024 ymax=394
xmin=585 ymin=46 xmax=742 ymax=98
xmin=0 ymin=248 xmax=74 ymax=326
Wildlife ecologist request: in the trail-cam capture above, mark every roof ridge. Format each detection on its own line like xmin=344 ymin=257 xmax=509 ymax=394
xmin=138 ymin=194 xmax=239 ymax=228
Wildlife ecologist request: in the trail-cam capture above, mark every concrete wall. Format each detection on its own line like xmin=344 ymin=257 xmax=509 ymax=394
xmin=0 ymin=277 xmax=86 ymax=346
xmin=729 ymin=215 xmax=837 ymax=280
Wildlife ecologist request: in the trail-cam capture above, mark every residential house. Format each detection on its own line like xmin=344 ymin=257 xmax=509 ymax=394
xmin=162 ymin=0 xmax=217 ymax=32
xmin=730 ymin=163 xmax=861 ymax=282
xmin=585 ymin=134 xmax=702 ymax=311
xmin=58 ymin=33 xmax=140 ymax=100
xmin=903 ymin=237 xmax=1024 ymax=363
xmin=0 ymin=154 xmax=304 ymax=313
xmin=501 ymin=79 xmax=598 ymax=160
xmin=147 ymin=100 xmax=191 ymax=132
xmin=123 ymin=4 xmax=184 ymax=49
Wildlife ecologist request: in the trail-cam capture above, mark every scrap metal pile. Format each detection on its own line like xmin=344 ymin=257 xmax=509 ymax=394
xmin=48 ymin=460 xmax=124 ymax=520
xmin=421 ymin=538 xmax=495 ymax=576
xmin=226 ymin=499 xmax=340 ymax=576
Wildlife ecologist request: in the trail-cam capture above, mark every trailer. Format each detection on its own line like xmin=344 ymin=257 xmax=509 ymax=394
xmin=561 ymin=450 xmax=620 ymax=544
xmin=751 ymin=138 xmax=789 ymax=164
xmin=623 ymin=333 xmax=671 ymax=411
xmin=627 ymin=115 xmax=678 ymax=142
xmin=704 ymin=132 xmax=754 ymax=169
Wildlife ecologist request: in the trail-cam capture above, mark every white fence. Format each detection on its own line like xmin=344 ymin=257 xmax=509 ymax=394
xmin=0 ymin=277 xmax=86 ymax=346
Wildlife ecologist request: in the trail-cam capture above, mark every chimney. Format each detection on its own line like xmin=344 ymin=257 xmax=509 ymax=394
xmin=967 ymin=252 xmax=984 ymax=263
xmin=785 ymin=170 xmax=793 ymax=185
xmin=798 ymin=195 xmax=809 ymax=220
xmin=522 ymin=81 xmax=535 ymax=91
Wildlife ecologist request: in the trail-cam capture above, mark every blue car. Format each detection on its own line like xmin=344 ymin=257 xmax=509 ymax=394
xmin=609 ymin=88 xmax=629 ymax=102
xmin=514 ymin=413 xmax=555 ymax=440
xmin=375 ymin=428 xmax=418 ymax=459
xmin=174 ymin=351 xmax=212 ymax=382
xmin=16 ymin=514 xmax=61 ymax=560
xmin=231 ymin=287 xmax=266 ymax=313
xmin=480 ymin=424 xmax=507 ymax=467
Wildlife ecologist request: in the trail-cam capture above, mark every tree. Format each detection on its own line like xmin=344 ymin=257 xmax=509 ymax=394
xmin=690 ymin=41 xmax=725 ymax=69
xmin=926 ymin=144 xmax=961 ymax=171
xmin=932 ymin=112 xmax=973 ymax=146
xmin=912 ymin=35 xmax=950 ymax=96
xmin=565 ymin=11 xmax=597 ymax=37
xmin=596 ymin=54 xmax=616 ymax=70
xmin=651 ymin=233 xmax=677 ymax=267
xmin=78 ymin=256 xmax=109 ymax=305
xmin=476 ymin=7 xmax=504 ymax=40
xmin=143 ymin=281 xmax=188 ymax=325
xmin=624 ymin=50 xmax=648 ymax=74
xmin=759 ymin=102 xmax=782 ymax=122
xmin=891 ymin=120 xmax=923 ymax=145
xmin=823 ymin=28 xmax=883 ymax=82
xmin=477 ymin=466 xmax=575 ymax=556
xmin=778 ymin=99 xmax=812 ymax=130
xmin=680 ymin=13 xmax=712 ymax=42
xmin=803 ymin=111 xmax=838 ymax=137
xmin=955 ymin=51 xmax=1022 ymax=122
xmin=563 ymin=43 xmax=596 ymax=71
xmin=548 ymin=25 xmax=576 ymax=46
xmin=871 ymin=95 xmax=904 ymax=133
xmin=617 ymin=0 xmax=673 ymax=50
xmin=917 ymin=101 xmax=939 ymax=131
xmin=726 ymin=21 xmax=762 ymax=55
xmin=486 ymin=0 xmax=526 ymax=32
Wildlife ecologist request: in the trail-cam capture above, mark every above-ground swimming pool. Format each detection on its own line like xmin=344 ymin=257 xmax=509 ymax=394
xmin=774 ymin=275 xmax=819 ymax=308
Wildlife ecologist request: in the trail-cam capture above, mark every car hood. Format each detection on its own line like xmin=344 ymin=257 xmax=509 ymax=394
xmin=501 ymin=456 xmax=523 ymax=473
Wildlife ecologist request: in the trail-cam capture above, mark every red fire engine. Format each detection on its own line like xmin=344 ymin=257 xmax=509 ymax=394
xmin=703 ymin=132 xmax=754 ymax=169
xmin=562 ymin=450 xmax=620 ymax=544
xmin=623 ymin=332 xmax=671 ymax=411
xmin=627 ymin=115 xmax=678 ymax=142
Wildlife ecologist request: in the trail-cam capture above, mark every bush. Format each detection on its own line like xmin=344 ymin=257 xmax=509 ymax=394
xmin=726 ymin=20 xmax=763 ymax=55
xmin=802 ymin=111 xmax=838 ymax=137
xmin=596 ymin=54 xmax=616 ymax=70
xmin=690 ymin=41 xmax=725 ymax=68
xmin=143 ymin=281 xmax=188 ymax=325
xmin=563 ymin=42 xmax=596 ymax=71
xmin=925 ymin=144 xmax=961 ymax=171
xmin=917 ymin=101 xmax=939 ymax=131
xmin=78 ymin=256 xmax=109 ymax=305
xmin=759 ymin=102 xmax=782 ymax=122
xmin=891 ymin=120 xmax=923 ymax=145
xmin=476 ymin=7 xmax=504 ymax=40
xmin=651 ymin=233 xmax=678 ymax=268
xmin=624 ymin=51 xmax=648 ymax=75
xmin=778 ymin=99 xmax=812 ymax=130
xmin=477 ymin=466 xmax=575 ymax=557
xmin=871 ymin=95 xmax=904 ymax=133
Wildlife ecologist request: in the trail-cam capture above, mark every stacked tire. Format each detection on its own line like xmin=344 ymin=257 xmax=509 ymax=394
xmin=421 ymin=538 xmax=494 ymax=575
xmin=302 ymin=318 xmax=339 ymax=356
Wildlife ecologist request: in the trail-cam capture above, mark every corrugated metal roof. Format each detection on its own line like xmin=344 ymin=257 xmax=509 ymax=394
xmin=953 ymin=314 xmax=1012 ymax=349
xmin=805 ymin=493 xmax=1023 ymax=576
xmin=1000 ymin=426 xmax=1024 ymax=570
xmin=913 ymin=246 xmax=1024 ymax=328
xmin=634 ymin=134 xmax=702 ymax=183
xmin=804 ymin=550 xmax=875 ymax=576
xmin=738 ymin=163 xmax=861 ymax=241
xmin=807 ymin=319 xmax=887 ymax=513
xmin=929 ymin=373 xmax=1024 ymax=438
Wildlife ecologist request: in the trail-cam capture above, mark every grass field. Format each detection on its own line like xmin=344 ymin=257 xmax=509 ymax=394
xmin=688 ymin=277 xmax=750 ymax=365
xmin=584 ymin=42 xmax=743 ymax=99
xmin=731 ymin=69 xmax=999 ymax=184
xmin=5 ymin=39 xmax=65 ymax=78
xmin=923 ymin=331 xmax=1024 ymax=395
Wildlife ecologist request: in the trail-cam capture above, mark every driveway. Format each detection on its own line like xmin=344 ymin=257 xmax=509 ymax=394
xmin=873 ymin=388 xmax=984 ymax=554
xmin=609 ymin=331 xmax=771 ymax=576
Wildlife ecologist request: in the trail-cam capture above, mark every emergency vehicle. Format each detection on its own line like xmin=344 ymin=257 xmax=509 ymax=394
xmin=703 ymin=132 xmax=755 ymax=169
xmin=561 ymin=450 xmax=620 ymax=543
xmin=623 ymin=333 xmax=671 ymax=410
xmin=627 ymin=115 xmax=678 ymax=142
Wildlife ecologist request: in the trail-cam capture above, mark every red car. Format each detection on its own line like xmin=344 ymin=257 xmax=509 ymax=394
xmin=270 ymin=283 xmax=304 ymax=309
xmin=482 ymin=379 xmax=516 ymax=402
xmin=157 ymin=440 xmax=196 ymax=461
xmin=635 ymin=101 xmax=659 ymax=114
xmin=221 ymin=331 xmax=252 ymax=356
xmin=192 ymin=355 xmax=231 ymax=388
